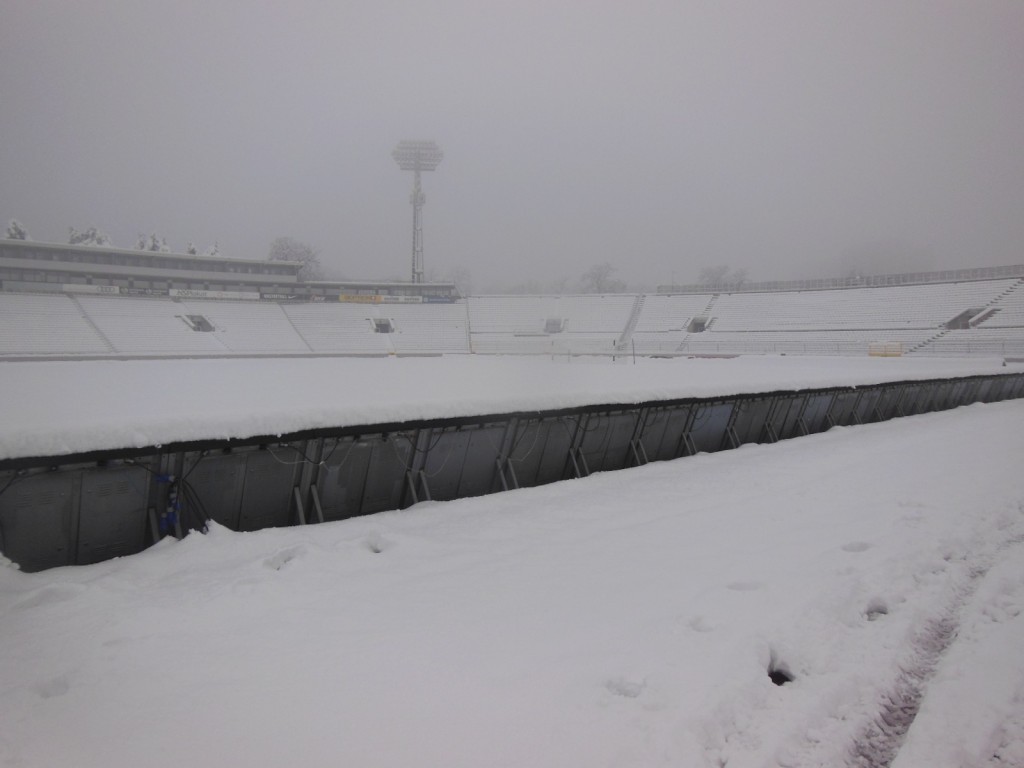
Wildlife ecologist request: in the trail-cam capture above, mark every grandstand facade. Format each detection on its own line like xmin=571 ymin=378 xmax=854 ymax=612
xmin=2 ymin=238 xmax=1023 ymax=359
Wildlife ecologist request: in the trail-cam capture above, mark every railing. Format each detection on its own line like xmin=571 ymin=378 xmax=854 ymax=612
xmin=658 ymin=265 xmax=1024 ymax=295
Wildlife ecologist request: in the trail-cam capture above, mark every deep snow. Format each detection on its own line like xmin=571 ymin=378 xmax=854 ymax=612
xmin=1 ymin=395 xmax=1022 ymax=767
xmin=0 ymin=354 xmax=1016 ymax=460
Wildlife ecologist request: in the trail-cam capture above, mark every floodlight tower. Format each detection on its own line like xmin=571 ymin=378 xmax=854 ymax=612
xmin=392 ymin=140 xmax=443 ymax=283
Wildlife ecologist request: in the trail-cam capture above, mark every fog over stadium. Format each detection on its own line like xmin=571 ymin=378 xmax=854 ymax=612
xmin=2 ymin=1 xmax=1023 ymax=290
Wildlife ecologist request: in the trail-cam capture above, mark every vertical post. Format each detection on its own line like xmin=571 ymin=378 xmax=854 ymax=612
xmin=411 ymin=168 xmax=424 ymax=283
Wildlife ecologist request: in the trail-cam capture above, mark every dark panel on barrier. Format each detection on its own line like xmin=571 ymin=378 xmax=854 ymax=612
xmin=420 ymin=429 xmax=471 ymax=501
xmin=975 ymin=377 xmax=997 ymax=403
xmin=941 ymin=380 xmax=962 ymax=409
xmin=504 ymin=419 xmax=548 ymax=488
xmin=457 ymin=424 xmax=506 ymax=497
xmin=958 ymin=380 xmax=982 ymax=407
xmin=536 ymin=417 xmax=577 ymax=484
xmin=362 ymin=436 xmax=412 ymax=514
xmin=853 ymin=387 xmax=883 ymax=424
xmin=638 ymin=405 xmax=691 ymax=462
xmin=578 ymin=411 xmax=638 ymax=473
xmin=765 ymin=394 xmax=805 ymax=440
xmin=898 ymin=384 xmax=926 ymax=416
xmin=508 ymin=417 xmax=575 ymax=488
xmin=828 ymin=390 xmax=860 ymax=427
xmin=184 ymin=452 xmax=247 ymax=529
xmin=874 ymin=385 xmax=904 ymax=421
xmin=687 ymin=402 xmax=734 ymax=453
xmin=77 ymin=467 xmax=150 ymax=564
xmin=926 ymin=381 xmax=951 ymax=413
xmin=0 ymin=471 xmax=76 ymax=571
xmin=729 ymin=397 xmax=773 ymax=445
xmin=317 ymin=438 xmax=373 ymax=521
xmin=799 ymin=392 xmax=834 ymax=434
xmin=992 ymin=376 xmax=1018 ymax=402
xmin=238 ymin=449 xmax=299 ymax=531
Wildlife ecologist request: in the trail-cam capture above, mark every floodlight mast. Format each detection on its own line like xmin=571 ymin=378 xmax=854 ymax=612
xmin=392 ymin=140 xmax=443 ymax=283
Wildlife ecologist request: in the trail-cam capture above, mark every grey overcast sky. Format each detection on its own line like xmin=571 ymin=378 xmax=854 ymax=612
xmin=1 ymin=1 xmax=1022 ymax=289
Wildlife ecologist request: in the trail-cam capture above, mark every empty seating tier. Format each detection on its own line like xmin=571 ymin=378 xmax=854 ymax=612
xmin=2 ymin=275 xmax=1023 ymax=359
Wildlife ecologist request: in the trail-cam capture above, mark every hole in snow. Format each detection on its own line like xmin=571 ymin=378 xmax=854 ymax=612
xmin=866 ymin=599 xmax=889 ymax=621
xmin=768 ymin=651 xmax=794 ymax=686
xmin=365 ymin=532 xmax=391 ymax=554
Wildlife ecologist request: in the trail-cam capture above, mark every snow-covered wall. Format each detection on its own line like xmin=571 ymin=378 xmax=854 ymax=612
xmin=1 ymin=355 xmax=1018 ymax=461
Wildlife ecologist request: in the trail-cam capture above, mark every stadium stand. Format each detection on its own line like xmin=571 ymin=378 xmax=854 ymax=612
xmin=971 ymin=281 xmax=1024 ymax=328
xmin=384 ymin=302 xmax=471 ymax=354
xmin=0 ymin=292 xmax=112 ymax=356
xmin=707 ymin=280 xmax=1016 ymax=332
xmin=676 ymin=329 xmax=934 ymax=357
xmin=2 ymin=236 xmax=1023 ymax=359
xmin=467 ymin=295 xmax=635 ymax=355
xmin=177 ymin=299 xmax=312 ymax=353
xmin=629 ymin=293 xmax=715 ymax=354
xmin=76 ymin=295 xmax=229 ymax=355
xmin=281 ymin=303 xmax=394 ymax=355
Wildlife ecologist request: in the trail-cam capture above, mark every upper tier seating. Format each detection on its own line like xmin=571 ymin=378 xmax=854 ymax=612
xmin=2 ymin=274 xmax=1023 ymax=359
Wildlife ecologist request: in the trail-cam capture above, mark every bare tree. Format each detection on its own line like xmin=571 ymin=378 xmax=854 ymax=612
xmin=445 ymin=264 xmax=474 ymax=297
xmin=698 ymin=265 xmax=747 ymax=288
xmin=580 ymin=262 xmax=626 ymax=293
xmin=268 ymin=236 xmax=322 ymax=281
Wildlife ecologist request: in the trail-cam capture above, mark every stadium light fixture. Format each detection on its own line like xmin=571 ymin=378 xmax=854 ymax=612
xmin=392 ymin=140 xmax=443 ymax=283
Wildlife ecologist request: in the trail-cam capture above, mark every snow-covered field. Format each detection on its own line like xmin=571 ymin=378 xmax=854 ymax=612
xmin=2 ymin=394 xmax=1023 ymax=766
xmin=0 ymin=354 xmax=1015 ymax=460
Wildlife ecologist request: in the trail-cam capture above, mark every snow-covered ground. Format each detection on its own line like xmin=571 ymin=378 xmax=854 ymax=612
xmin=0 ymin=354 xmax=1016 ymax=460
xmin=2 ymin=396 xmax=1022 ymax=767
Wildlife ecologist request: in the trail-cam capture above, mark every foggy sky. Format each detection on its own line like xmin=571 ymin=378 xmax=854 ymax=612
xmin=2 ymin=1 xmax=1022 ymax=289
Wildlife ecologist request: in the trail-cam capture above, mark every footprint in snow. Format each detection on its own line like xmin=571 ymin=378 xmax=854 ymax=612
xmin=35 ymin=674 xmax=71 ymax=699
xmin=605 ymin=677 xmax=646 ymax=699
xmin=263 ymin=545 xmax=306 ymax=571
xmin=865 ymin=598 xmax=889 ymax=621
xmin=842 ymin=541 xmax=872 ymax=553
xmin=688 ymin=615 xmax=716 ymax=633
xmin=13 ymin=584 xmax=85 ymax=611
xmin=727 ymin=581 xmax=763 ymax=592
